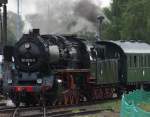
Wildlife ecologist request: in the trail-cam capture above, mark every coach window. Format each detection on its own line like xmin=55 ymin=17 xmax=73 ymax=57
xmin=133 ymin=55 xmax=137 ymax=67
xmin=139 ymin=56 xmax=141 ymax=67
xmin=148 ymin=55 xmax=150 ymax=67
xmin=136 ymin=56 xmax=139 ymax=68
xmin=129 ymin=55 xmax=132 ymax=68
xmin=144 ymin=56 xmax=147 ymax=67
xmin=147 ymin=55 xmax=150 ymax=67
xmin=140 ymin=56 xmax=143 ymax=67
xmin=127 ymin=55 xmax=131 ymax=68
xmin=127 ymin=55 xmax=129 ymax=67
xmin=146 ymin=55 xmax=149 ymax=67
xmin=146 ymin=56 xmax=148 ymax=67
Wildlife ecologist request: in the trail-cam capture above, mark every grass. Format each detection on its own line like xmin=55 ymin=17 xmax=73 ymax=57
xmin=97 ymin=99 xmax=121 ymax=112
xmin=72 ymin=99 xmax=121 ymax=117
xmin=138 ymin=103 xmax=150 ymax=112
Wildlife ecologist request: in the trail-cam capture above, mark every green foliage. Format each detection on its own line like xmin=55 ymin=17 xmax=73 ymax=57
xmin=102 ymin=0 xmax=127 ymax=40
xmin=103 ymin=0 xmax=150 ymax=42
xmin=7 ymin=11 xmax=24 ymax=45
xmin=121 ymin=0 xmax=150 ymax=41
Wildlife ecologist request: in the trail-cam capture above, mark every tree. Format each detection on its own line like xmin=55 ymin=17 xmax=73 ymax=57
xmin=7 ymin=11 xmax=24 ymax=45
xmin=121 ymin=0 xmax=150 ymax=42
xmin=102 ymin=0 xmax=128 ymax=40
xmin=103 ymin=0 xmax=150 ymax=42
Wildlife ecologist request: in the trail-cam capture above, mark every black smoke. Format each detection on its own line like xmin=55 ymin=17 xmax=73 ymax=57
xmin=26 ymin=0 xmax=103 ymax=34
xmin=74 ymin=0 xmax=100 ymax=24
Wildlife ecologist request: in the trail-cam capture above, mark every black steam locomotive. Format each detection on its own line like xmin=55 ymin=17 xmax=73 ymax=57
xmin=3 ymin=29 xmax=91 ymax=106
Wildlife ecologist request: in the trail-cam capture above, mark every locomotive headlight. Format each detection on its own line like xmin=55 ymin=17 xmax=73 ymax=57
xmin=57 ymin=79 xmax=62 ymax=83
xmin=8 ymin=79 xmax=12 ymax=84
xmin=37 ymin=79 xmax=42 ymax=84
xmin=25 ymin=43 xmax=30 ymax=49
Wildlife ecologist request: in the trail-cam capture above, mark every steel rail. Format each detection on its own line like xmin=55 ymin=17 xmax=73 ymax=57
xmin=18 ymin=107 xmax=117 ymax=117
xmin=43 ymin=106 xmax=46 ymax=117
xmin=12 ymin=107 xmax=20 ymax=117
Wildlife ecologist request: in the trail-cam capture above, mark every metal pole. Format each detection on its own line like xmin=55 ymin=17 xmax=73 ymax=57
xmin=0 ymin=6 xmax=2 ymax=44
xmin=3 ymin=3 xmax=7 ymax=46
xmin=16 ymin=0 xmax=20 ymax=39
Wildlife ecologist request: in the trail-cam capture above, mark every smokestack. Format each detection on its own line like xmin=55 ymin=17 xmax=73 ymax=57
xmin=97 ymin=16 xmax=104 ymax=41
xmin=32 ymin=29 xmax=40 ymax=36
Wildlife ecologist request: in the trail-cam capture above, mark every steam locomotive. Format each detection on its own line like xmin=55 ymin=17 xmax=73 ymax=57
xmin=2 ymin=29 xmax=150 ymax=106
xmin=3 ymin=29 xmax=91 ymax=106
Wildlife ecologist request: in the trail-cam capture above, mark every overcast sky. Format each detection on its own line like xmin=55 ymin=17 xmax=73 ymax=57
xmin=7 ymin=0 xmax=112 ymax=15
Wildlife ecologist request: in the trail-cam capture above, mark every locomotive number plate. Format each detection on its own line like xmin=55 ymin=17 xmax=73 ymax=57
xmin=21 ymin=58 xmax=36 ymax=62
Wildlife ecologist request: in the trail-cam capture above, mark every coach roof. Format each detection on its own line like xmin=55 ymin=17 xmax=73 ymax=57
xmin=111 ymin=40 xmax=150 ymax=54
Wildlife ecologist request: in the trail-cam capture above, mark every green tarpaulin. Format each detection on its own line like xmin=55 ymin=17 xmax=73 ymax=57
xmin=120 ymin=89 xmax=150 ymax=117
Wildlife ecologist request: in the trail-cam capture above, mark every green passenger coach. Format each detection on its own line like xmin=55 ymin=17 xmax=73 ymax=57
xmin=113 ymin=41 xmax=150 ymax=86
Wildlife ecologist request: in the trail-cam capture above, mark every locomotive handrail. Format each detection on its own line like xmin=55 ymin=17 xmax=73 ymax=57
xmin=55 ymin=69 xmax=90 ymax=73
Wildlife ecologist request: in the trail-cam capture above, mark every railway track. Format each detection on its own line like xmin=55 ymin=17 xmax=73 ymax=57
xmin=0 ymin=98 xmax=119 ymax=117
xmin=4 ymin=106 xmax=116 ymax=117
xmin=0 ymin=107 xmax=119 ymax=117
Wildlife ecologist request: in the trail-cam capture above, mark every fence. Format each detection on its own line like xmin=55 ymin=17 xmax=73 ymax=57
xmin=120 ymin=89 xmax=150 ymax=117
